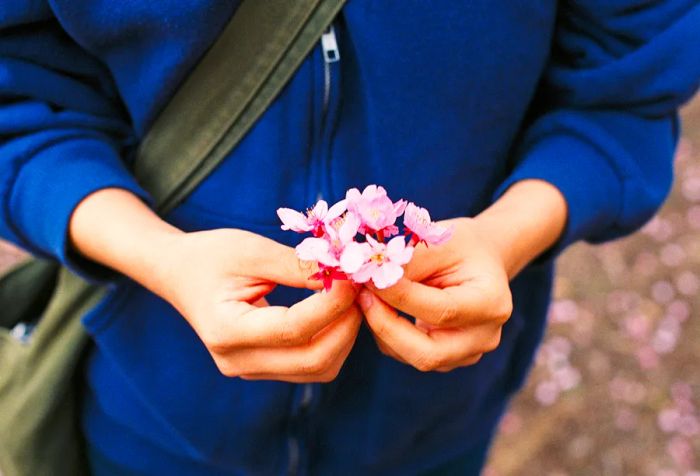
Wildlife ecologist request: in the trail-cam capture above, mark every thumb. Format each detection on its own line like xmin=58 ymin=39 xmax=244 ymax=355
xmin=249 ymin=237 xmax=323 ymax=290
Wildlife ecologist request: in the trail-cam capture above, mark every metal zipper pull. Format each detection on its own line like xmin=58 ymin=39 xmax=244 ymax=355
xmin=321 ymin=25 xmax=340 ymax=63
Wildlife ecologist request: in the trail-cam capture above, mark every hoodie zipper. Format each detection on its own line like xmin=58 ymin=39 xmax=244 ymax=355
xmin=319 ymin=25 xmax=341 ymax=201
xmin=289 ymin=25 xmax=341 ymax=476
xmin=309 ymin=24 xmax=341 ymax=204
xmin=321 ymin=25 xmax=340 ymax=117
xmin=287 ymin=382 xmax=315 ymax=476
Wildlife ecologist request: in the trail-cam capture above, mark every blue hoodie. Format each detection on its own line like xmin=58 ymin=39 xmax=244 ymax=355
xmin=1 ymin=1 xmax=699 ymax=474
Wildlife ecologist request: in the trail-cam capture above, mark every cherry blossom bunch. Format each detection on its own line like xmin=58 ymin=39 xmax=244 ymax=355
xmin=277 ymin=185 xmax=453 ymax=290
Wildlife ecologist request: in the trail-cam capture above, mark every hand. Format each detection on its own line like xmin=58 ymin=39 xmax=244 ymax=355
xmin=357 ymin=179 xmax=567 ymax=372
xmin=358 ymin=217 xmax=513 ymax=372
xmin=158 ymin=228 xmax=362 ymax=383
xmin=69 ymin=189 xmax=361 ymax=383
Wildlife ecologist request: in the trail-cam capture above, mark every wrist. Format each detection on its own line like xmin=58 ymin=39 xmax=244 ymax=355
xmin=69 ymin=187 xmax=185 ymax=295
xmin=473 ymin=179 xmax=568 ymax=279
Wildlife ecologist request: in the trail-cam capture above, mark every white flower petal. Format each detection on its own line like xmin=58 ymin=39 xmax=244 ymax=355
xmin=365 ymin=234 xmax=382 ymax=249
xmin=326 ymin=199 xmax=347 ymax=222
xmin=350 ymin=263 xmax=375 ymax=284
xmin=386 ymin=235 xmax=407 ymax=256
xmin=393 ymin=199 xmax=407 ymax=216
xmin=372 ymin=263 xmax=404 ymax=289
xmin=339 ymin=212 xmax=361 ymax=243
xmin=345 ymin=188 xmax=362 ymax=203
xmin=340 ymin=242 xmax=371 ymax=274
xmin=296 ymin=237 xmax=330 ymax=262
xmin=312 ymin=200 xmax=329 ymax=218
xmin=277 ymin=208 xmax=313 ymax=232
xmin=395 ymin=245 xmax=414 ymax=265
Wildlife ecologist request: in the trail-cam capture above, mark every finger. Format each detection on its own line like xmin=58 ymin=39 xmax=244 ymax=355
xmin=370 ymin=277 xmax=469 ymax=327
xmin=240 ymin=283 xmax=276 ymax=304
xmin=373 ymin=334 xmax=408 ymax=364
xmin=214 ymin=280 xmax=358 ymax=349
xmin=361 ymin=290 xmax=442 ymax=371
xmin=434 ymin=354 xmax=483 ymax=373
xmin=414 ymin=318 xmax=437 ymax=333
xmin=369 ymin=277 xmax=506 ymax=328
xmin=240 ymin=234 xmax=323 ymax=291
xmin=361 ymin=290 xmax=493 ymax=372
xmin=239 ymin=309 xmax=360 ymax=383
xmin=219 ymin=306 xmax=362 ymax=379
xmin=400 ymin=243 xmax=437 ymax=282
xmin=252 ymin=297 xmax=270 ymax=308
xmin=358 ymin=293 xmax=400 ymax=360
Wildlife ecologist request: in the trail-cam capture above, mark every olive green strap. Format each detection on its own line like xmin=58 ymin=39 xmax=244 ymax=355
xmin=136 ymin=0 xmax=347 ymax=214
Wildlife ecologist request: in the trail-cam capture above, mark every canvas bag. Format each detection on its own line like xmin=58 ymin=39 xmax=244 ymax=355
xmin=0 ymin=1 xmax=346 ymax=474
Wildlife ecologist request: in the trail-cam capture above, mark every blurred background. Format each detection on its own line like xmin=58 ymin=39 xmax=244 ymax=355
xmin=1 ymin=95 xmax=698 ymax=475
xmin=485 ymin=94 xmax=700 ymax=475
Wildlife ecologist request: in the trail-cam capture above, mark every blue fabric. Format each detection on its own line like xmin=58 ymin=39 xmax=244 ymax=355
xmin=1 ymin=0 xmax=699 ymax=474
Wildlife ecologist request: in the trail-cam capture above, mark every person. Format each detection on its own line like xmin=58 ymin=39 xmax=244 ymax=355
xmin=1 ymin=1 xmax=698 ymax=474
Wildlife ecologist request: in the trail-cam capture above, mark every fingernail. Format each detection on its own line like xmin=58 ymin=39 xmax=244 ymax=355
xmin=357 ymin=290 xmax=373 ymax=311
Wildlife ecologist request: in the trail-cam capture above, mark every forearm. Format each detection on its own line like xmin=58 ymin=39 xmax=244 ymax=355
xmin=474 ymin=179 xmax=567 ymax=279
xmin=68 ymin=188 xmax=184 ymax=295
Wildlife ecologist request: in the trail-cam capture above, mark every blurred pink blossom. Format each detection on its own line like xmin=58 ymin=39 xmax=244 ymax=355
xmin=614 ymin=407 xmax=638 ymax=432
xmin=535 ymin=380 xmax=560 ymax=406
xmin=656 ymin=470 xmax=678 ymax=476
xmin=651 ymin=280 xmax=676 ymax=304
xmin=607 ymin=291 xmax=641 ymax=315
xmin=553 ymin=366 xmax=581 ymax=391
xmin=652 ymin=327 xmax=679 ymax=354
xmin=658 ymin=408 xmax=682 ymax=433
xmin=671 ymin=382 xmax=693 ymax=403
xmin=678 ymin=415 xmax=700 ymax=437
xmin=687 ymin=205 xmax=700 ymax=229
xmin=660 ymin=243 xmax=686 ymax=267
xmin=498 ymin=411 xmax=522 ymax=436
xmin=549 ymin=299 xmax=579 ymax=323
xmin=674 ymin=138 xmax=693 ymax=163
xmin=681 ymin=176 xmax=700 ymax=202
xmin=666 ymin=300 xmax=691 ymax=322
xmin=633 ymin=251 xmax=660 ymax=276
xmin=675 ymin=271 xmax=700 ymax=296
xmin=609 ymin=377 xmax=647 ymax=404
xmin=642 ymin=216 xmax=674 ymax=241
xmin=623 ymin=314 xmax=651 ymax=341
xmin=636 ymin=346 xmax=660 ymax=370
xmin=667 ymin=436 xmax=694 ymax=469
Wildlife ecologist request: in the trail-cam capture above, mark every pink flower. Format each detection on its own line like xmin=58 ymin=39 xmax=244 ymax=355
xmin=346 ymin=185 xmax=406 ymax=238
xmin=295 ymin=237 xmax=339 ymax=267
xmin=277 ymin=199 xmax=347 ymax=237
xmin=342 ymin=235 xmax=413 ymax=289
xmin=295 ymin=238 xmax=347 ymax=291
xmin=310 ymin=265 xmax=348 ymax=292
xmin=325 ymin=211 xmax=361 ymax=258
xmin=294 ymin=213 xmax=359 ymax=291
xmin=403 ymin=202 xmax=453 ymax=246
